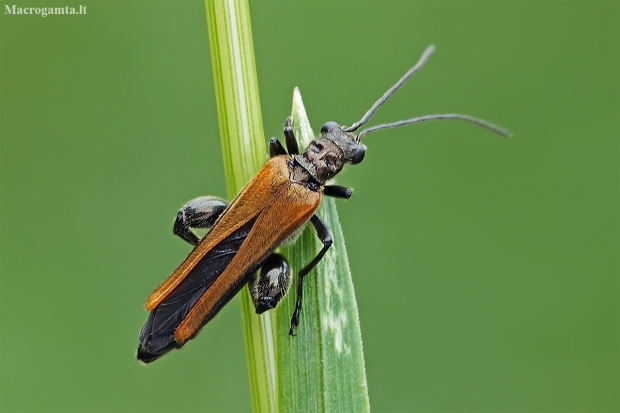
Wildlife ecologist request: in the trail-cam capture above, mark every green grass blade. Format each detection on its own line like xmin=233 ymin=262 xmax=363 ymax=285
xmin=205 ymin=2 xmax=369 ymax=411
xmin=205 ymin=2 xmax=276 ymax=412
xmin=275 ymin=89 xmax=370 ymax=412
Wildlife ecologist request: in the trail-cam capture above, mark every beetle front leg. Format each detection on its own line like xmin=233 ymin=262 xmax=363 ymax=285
xmin=173 ymin=196 xmax=228 ymax=246
xmin=269 ymin=137 xmax=288 ymax=158
xmin=289 ymin=214 xmax=333 ymax=335
xmin=283 ymin=116 xmax=300 ymax=155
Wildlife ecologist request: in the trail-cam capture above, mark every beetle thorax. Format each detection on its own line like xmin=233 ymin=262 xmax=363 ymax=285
xmin=294 ymin=138 xmax=345 ymax=183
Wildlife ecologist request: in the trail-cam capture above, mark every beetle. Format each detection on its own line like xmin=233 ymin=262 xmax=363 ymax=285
xmin=137 ymin=45 xmax=510 ymax=363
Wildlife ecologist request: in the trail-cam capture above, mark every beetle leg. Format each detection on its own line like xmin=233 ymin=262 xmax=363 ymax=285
xmin=248 ymin=253 xmax=291 ymax=314
xmin=324 ymin=185 xmax=352 ymax=199
xmin=269 ymin=137 xmax=288 ymax=157
xmin=289 ymin=214 xmax=333 ymax=335
xmin=284 ymin=116 xmax=300 ymax=155
xmin=173 ymin=196 xmax=228 ymax=246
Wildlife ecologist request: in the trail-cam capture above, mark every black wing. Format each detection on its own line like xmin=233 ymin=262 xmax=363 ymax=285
xmin=137 ymin=218 xmax=258 ymax=363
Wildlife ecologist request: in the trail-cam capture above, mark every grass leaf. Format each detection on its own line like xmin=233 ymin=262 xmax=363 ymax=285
xmin=275 ymin=89 xmax=371 ymax=412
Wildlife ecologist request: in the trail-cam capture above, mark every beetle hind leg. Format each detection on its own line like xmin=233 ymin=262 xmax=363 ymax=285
xmin=249 ymin=253 xmax=292 ymax=314
xmin=173 ymin=196 xmax=228 ymax=246
xmin=289 ymin=214 xmax=333 ymax=335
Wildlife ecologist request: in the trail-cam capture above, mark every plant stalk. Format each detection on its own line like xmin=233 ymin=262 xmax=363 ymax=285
xmin=205 ymin=1 xmax=370 ymax=411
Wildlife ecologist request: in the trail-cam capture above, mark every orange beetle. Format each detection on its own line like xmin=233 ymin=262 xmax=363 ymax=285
xmin=137 ymin=45 xmax=509 ymax=363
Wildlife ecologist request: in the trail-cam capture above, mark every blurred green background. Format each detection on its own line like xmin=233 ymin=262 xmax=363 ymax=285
xmin=1 ymin=1 xmax=617 ymax=412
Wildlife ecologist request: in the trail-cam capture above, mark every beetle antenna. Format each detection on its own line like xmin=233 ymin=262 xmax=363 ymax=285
xmin=343 ymin=45 xmax=436 ymax=133
xmin=357 ymin=114 xmax=512 ymax=140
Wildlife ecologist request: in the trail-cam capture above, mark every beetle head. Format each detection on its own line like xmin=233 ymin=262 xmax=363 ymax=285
xmin=295 ymin=121 xmax=367 ymax=184
xmin=320 ymin=121 xmax=367 ymax=165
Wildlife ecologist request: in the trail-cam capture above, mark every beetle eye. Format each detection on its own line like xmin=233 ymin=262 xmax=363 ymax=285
xmin=320 ymin=121 xmax=339 ymax=134
xmin=351 ymin=145 xmax=366 ymax=165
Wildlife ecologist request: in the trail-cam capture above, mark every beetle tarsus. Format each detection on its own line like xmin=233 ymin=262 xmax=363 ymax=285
xmin=289 ymin=306 xmax=300 ymax=336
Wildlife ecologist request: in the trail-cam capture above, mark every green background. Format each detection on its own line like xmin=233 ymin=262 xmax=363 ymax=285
xmin=1 ymin=1 xmax=617 ymax=412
